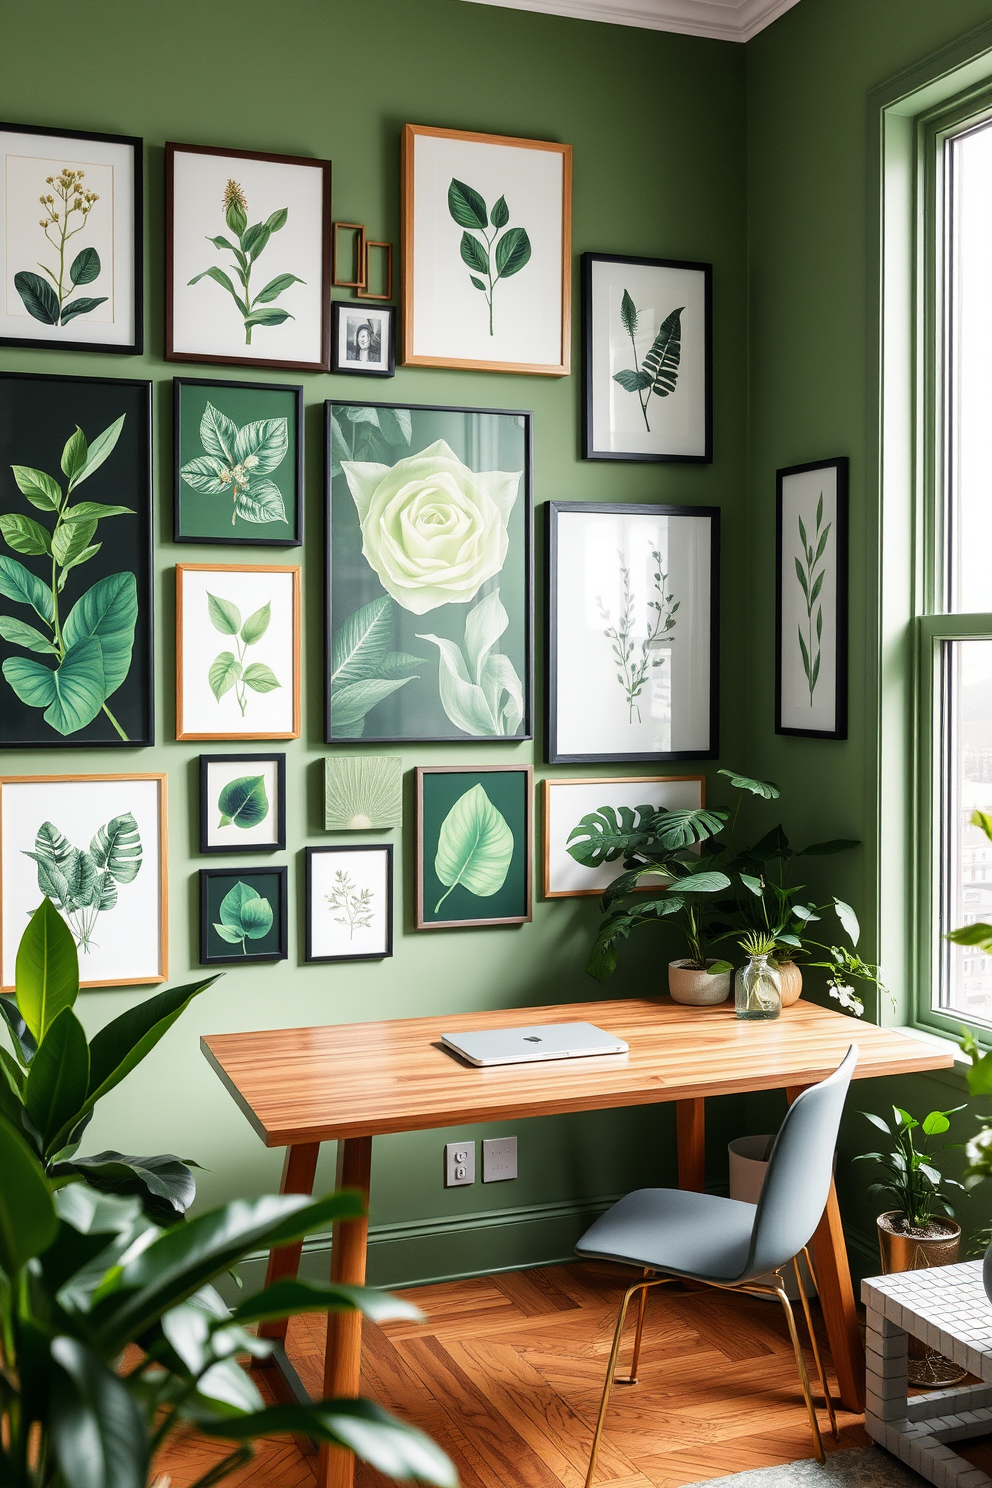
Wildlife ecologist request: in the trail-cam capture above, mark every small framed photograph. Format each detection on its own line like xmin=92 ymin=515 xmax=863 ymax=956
xmin=166 ymin=142 xmax=331 ymax=372
xmin=583 ymin=253 xmax=711 ymax=463
xmin=199 ymin=753 xmax=286 ymax=854
xmin=324 ymin=756 xmax=402 ymax=831
xmin=174 ymin=378 xmax=303 ymax=546
xmin=305 ymin=845 xmax=393 ymax=962
xmin=0 ymin=773 xmax=167 ymax=990
xmin=0 ymin=122 xmax=142 ymax=354
xmin=199 ymin=866 xmax=287 ymax=965
xmin=176 ymin=564 xmax=301 ymax=741
xmin=402 ymin=124 xmax=571 ymax=376
xmin=775 ymin=457 xmax=848 ymax=740
xmin=331 ymin=303 xmax=395 ymax=377
xmin=543 ymin=775 xmax=705 ymax=898
xmin=548 ymin=502 xmax=719 ymax=764
xmin=416 ymin=765 xmax=532 ymax=930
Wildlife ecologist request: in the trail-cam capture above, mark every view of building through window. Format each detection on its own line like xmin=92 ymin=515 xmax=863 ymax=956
xmin=942 ymin=640 xmax=992 ymax=1022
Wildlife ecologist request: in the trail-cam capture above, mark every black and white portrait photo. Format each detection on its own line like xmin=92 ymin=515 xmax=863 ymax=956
xmin=331 ymin=302 xmax=395 ymax=376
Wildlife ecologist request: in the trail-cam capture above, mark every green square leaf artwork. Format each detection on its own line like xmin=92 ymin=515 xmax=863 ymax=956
xmin=416 ymin=767 xmax=531 ymax=929
xmin=199 ymin=867 xmax=287 ymax=964
xmin=324 ymin=756 xmax=402 ymax=831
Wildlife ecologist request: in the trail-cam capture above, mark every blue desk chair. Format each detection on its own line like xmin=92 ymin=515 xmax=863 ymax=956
xmin=575 ymin=1044 xmax=857 ymax=1484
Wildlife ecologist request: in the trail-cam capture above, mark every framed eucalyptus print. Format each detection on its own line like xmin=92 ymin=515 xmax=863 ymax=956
xmin=416 ymin=765 xmax=532 ymax=930
xmin=326 ymin=400 xmax=532 ymax=743
xmin=0 ymin=372 xmax=153 ymax=748
xmin=583 ymin=253 xmax=711 ymax=463
xmin=775 ymin=457 xmax=848 ymax=740
xmin=547 ymin=502 xmax=719 ymax=764
xmin=305 ymin=845 xmax=393 ymax=962
xmin=0 ymin=122 xmax=142 ymax=354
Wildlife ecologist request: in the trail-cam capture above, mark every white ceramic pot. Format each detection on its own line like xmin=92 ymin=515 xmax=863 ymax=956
xmin=668 ymin=958 xmax=731 ymax=1005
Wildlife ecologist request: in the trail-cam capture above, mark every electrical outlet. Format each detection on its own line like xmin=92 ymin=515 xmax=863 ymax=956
xmin=445 ymin=1140 xmax=475 ymax=1187
xmin=482 ymin=1136 xmax=517 ymax=1182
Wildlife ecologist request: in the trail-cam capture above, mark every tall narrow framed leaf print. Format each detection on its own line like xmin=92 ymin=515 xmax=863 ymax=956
xmin=326 ymin=400 xmax=532 ymax=743
xmin=0 ymin=372 xmax=153 ymax=748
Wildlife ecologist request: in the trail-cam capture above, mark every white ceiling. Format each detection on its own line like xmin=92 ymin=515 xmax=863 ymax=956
xmin=461 ymin=0 xmax=802 ymax=42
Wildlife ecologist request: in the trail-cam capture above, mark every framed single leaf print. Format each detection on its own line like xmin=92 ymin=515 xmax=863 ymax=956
xmin=543 ymin=775 xmax=704 ymax=898
xmin=166 ymin=142 xmax=331 ymax=372
xmin=199 ymin=753 xmax=286 ymax=854
xmin=174 ymin=378 xmax=303 ymax=545
xmin=199 ymin=865 xmax=287 ymax=965
xmin=775 ymin=457 xmax=848 ymax=739
xmin=402 ymin=125 xmax=571 ymax=376
xmin=0 ymin=372 xmax=153 ymax=748
xmin=416 ymin=765 xmax=532 ymax=929
xmin=0 ymin=122 xmax=142 ymax=354
xmin=305 ymin=845 xmax=393 ymax=962
xmin=0 ymin=773 xmax=167 ymax=989
xmin=325 ymin=400 xmax=532 ymax=743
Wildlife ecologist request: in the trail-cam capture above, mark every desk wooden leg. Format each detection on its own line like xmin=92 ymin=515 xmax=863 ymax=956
xmin=319 ymin=1135 xmax=373 ymax=1488
xmin=676 ymin=1098 xmax=706 ymax=1192
xmin=786 ymin=1085 xmax=865 ymax=1413
xmin=258 ymin=1143 xmax=320 ymax=1344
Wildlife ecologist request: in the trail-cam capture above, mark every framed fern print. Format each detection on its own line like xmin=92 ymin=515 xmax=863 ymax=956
xmin=775 ymin=457 xmax=848 ymax=740
xmin=582 ymin=253 xmax=711 ymax=463
xmin=415 ymin=765 xmax=532 ymax=930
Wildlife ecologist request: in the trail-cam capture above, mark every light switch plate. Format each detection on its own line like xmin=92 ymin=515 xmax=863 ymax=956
xmin=445 ymin=1140 xmax=475 ymax=1187
xmin=482 ymin=1136 xmax=517 ymax=1182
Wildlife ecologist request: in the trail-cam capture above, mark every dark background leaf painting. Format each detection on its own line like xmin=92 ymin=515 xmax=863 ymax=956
xmin=0 ymin=373 xmax=152 ymax=746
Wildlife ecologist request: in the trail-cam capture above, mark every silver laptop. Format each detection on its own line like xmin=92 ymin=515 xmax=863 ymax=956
xmin=441 ymin=1022 xmax=628 ymax=1068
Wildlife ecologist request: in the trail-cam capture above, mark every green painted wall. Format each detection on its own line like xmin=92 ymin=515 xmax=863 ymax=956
xmin=0 ymin=0 xmax=749 ymax=1284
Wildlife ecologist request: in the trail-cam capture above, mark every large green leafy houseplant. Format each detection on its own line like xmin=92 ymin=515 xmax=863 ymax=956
xmin=854 ymin=1105 xmax=965 ymax=1230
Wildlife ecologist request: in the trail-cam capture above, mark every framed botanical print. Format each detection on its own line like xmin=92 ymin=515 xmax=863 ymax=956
xmin=0 ymin=773 xmax=167 ymax=990
xmin=416 ymin=765 xmax=532 ymax=930
xmin=199 ymin=866 xmax=287 ymax=965
xmin=199 ymin=753 xmax=286 ymax=854
xmin=331 ymin=302 xmax=395 ymax=377
xmin=402 ymin=125 xmax=571 ymax=376
xmin=0 ymin=372 xmax=154 ymax=748
xmin=166 ymin=142 xmax=331 ymax=372
xmin=583 ymin=253 xmax=712 ymax=463
xmin=0 ymin=122 xmax=142 ymax=354
xmin=176 ymin=564 xmax=301 ymax=741
xmin=174 ymin=378 xmax=303 ymax=546
xmin=775 ymin=457 xmax=848 ymax=740
xmin=305 ymin=845 xmax=393 ymax=962
xmin=326 ymin=400 xmax=532 ymax=743
xmin=547 ymin=502 xmax=719 ymax=764
xmin=543 ymin=775 xmax=704 ymax=898
xmin=324 ymin=756 xmax=402 ymax=831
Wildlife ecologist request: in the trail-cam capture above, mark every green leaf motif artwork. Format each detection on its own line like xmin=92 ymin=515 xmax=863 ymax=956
xmin=180 ymin=401 xmax=290 ymax=527
xmin=324 ymin=755 xmax=402 ymax=830
xmin=0 ymin=415 xmax=137 ymax=739
xmin=189 ymin=179 xmax=302 ymax=344
xmin=447 ymin=177 xmax=531 ymax=335
xmin=433 ymin=783 xmax=513 ymax=913
xmin=795 ymin=493 xmax=831 ymax=705
xmin=613 ymin=290 xmax=683 ymax=432
xmin=208 ymin=592 xmax=280 ymax=716
xmin=218 ymin=774 xmax=268 ymax=830
xmin=22 ymin=813 xmax=142 ymax=953
xmin=330 ymin=595 xmax=423 ymax=738
xmin=417 ymin=588 xmax=523 ymax=736
xmin=214 ymin=880 xmax=274 ymax=954
xmin=596 ymin=548 xmax=679 ymax=723
xmin=14 ymin=166 xmax=108 ymax=327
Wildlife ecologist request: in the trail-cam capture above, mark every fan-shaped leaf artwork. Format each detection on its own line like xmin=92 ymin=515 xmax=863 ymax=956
xmin=433 ymin=784 xmax=513 ymax=914
xmin=22 ymin=813 xmax=141 ymax=953
xmin=324 ymin=756 xmax=402 ymax=831
xmin=213 ymin=881 xmax=273 ymax=954
xmin=217 ymin=775 xmax=269 ymax=830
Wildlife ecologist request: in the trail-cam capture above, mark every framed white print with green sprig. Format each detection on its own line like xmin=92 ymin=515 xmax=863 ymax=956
xmin=0 ymin=122 xmax=142 ymax=354
xmin=305 ymin=845 xmax=393 ymax=962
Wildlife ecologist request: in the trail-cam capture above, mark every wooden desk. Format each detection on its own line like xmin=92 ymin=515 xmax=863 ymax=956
xmin=202 ymin=996 xmax=952 ymax=1488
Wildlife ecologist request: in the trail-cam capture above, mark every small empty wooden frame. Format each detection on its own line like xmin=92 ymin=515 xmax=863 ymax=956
xmin=357 ymin=240 xmax=393 ymax=300
xmin=333 ymin=222 xmax=366 ymax=288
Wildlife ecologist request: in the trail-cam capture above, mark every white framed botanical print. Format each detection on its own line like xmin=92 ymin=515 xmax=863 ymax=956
xmin=199 ymin=753 xmax=286 ymax=854
xmin=176 ymin=564 xmax=301 ymax=741
xmin=0 ymin=773 xmax=167 ymax=990
xmin=548 ymin=502 xmax=719 ymax=764
xmin=0 ymin=122 xmax=142 ymax=354
xmin=305 ymin=845 xmax=393 ymax=962
xmin=402 ymin=124 xmax=571 ymax=376
xmin=543 ymin=775 xmax=704 ymax=897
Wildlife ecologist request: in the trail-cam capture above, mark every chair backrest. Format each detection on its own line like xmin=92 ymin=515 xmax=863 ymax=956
xmin=740 ymin=1044 xmax=858 ymax=1283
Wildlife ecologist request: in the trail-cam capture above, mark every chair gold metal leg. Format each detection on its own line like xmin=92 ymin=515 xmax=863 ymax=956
xmin=797 ymin=1248 xmax=839 ymax=1440
xmin=584 ymin=1276 xmax=669 ymax=1488
xmin=772 ymin=1277 xmax=826 ymax=1465
xmin=618 ymin=1273 xmax=650 ymax=1385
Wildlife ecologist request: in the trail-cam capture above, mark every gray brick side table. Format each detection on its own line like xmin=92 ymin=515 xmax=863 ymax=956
xmin=863 ymin=1261 xmax=992 ymax=1487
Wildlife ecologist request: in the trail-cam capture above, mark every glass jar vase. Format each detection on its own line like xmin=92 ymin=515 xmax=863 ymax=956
xmin=735 ymin=952 xmax=782 ymax=1021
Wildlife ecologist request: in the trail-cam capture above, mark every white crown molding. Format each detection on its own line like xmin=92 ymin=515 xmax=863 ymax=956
xmin=461 ymin=0 xmax=802 ymax=42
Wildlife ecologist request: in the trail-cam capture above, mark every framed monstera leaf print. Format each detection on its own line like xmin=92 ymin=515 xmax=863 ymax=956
xmin=0 ymin=372 xmax=153 ymax=748
xmin=416 ymin=765 xmax=532 ymax=929
xmin=325 ymin=400 xmax=533 ymax=743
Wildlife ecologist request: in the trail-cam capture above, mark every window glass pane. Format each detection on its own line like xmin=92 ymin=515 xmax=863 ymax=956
xmin=939 ymin=638 xmax=992 ymax=1023
xmin=948 ymin=121 xmax=992 ymax=613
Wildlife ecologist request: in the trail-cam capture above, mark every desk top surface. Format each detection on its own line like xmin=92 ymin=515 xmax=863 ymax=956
xmin=200 ymin=996 xmax=954 ymax=1148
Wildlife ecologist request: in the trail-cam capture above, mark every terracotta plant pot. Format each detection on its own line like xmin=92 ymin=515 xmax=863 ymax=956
xmin=668 ymin=958 xmax=731 ymax=1006
xmin=877 ymin=1211 xmax=965 ymax=1386
xmin=775 ymin=960 xmax=803 ymax=1007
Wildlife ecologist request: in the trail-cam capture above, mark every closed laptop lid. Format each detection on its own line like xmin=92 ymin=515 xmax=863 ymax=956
xmin=441 ymin=1022 xmax=628 ymax=1067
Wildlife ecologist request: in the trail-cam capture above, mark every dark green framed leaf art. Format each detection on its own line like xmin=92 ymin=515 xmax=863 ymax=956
xmin=415 ymin=765 xmax=532 ymax=929
xmin=174 ymin=378 xmax=303 ymax=546
xmin=199 ymin=865 xmax=288 ymax=965
xmin=0 ymin=372 xmax=153 ymax=747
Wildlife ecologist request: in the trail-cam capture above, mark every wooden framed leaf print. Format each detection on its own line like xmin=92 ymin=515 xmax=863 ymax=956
xmin=199 ymin=865 xmax=287 ymax=966
xmin=542 ymin=775 xmax=704 ymax=898
xmin=166 ymin=142 xmax=332 ymax=372
xmin=0 ymin=773 xmax=167 ymax=990
xmin=775 ymin=457 xmax=848 ymax=739
xmin=416 ymin=765 xmax=532 ymax=930
xmin=174 ymin=378 xmax=303 ymax=546
xmin=326 ymin=400 xmax=532 ymax=743
xmin=402 ymin=125 xmax=571 ymax=376
xmin=0 ymin=372 xmax=153 ymax=748
xmin=0 ymin=122 xmax=142 ymax=355
xmin=305 ymin=845 xmax=393 ymax=962
xmin=199 ymin=753 xmax=286 ymax=854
